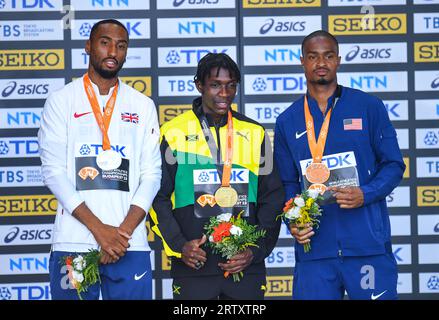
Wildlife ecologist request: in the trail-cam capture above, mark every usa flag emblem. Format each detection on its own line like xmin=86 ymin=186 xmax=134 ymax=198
xmin=121 ymin=112 xmax=139 ymax=124
xmin=343 ymin=118 xmax=362 ymax=130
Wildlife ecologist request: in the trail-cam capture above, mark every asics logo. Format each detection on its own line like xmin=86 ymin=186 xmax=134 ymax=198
xmin=74 ymin=111 xmax=92 ymax=118
xmin=371 ymin=290 xmax=387 ymax=300
xmin=134 ymin=271 xmax=148 ymax=281
xmin=295 ymin=130 xmax=307 ymax=139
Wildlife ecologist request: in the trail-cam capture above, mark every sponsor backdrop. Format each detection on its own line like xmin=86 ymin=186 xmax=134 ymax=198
xmin=0 ymin=0 xmax=438 ymax=300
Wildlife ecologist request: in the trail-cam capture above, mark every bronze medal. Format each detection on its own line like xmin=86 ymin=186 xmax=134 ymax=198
xmin=305 ymin=162 xmax=330 ymax=184
xmin=308 ymin=183 xmax=327 ymax=195
xmin=214 ymin=186 xmax=238 ymax=207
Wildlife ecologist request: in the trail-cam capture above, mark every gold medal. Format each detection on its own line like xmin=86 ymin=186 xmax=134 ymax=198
xmin=308 ymin=183 xmax=327 ymax=195
xmin=214 ymin=186 xmax=238 ymax=207
xmin=305 ymin=162 xmax=330 ymax=184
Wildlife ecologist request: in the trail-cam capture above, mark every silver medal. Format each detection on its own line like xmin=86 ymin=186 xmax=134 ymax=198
xmin=96 ymin=149 xmax=122 ymax=171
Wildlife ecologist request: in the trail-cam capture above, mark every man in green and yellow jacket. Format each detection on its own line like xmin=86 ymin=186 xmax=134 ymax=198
xmin=151 ymin=53 xmax=284 ymax=300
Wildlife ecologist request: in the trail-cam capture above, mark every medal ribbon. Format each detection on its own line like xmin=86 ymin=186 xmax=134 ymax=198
xmin=221 ymin=111 xmax=234 ymax=187
xmin=83 ymin=73 xmax=119 ymax=151
xmin=304 ymin=95 xmax=332 ymax=163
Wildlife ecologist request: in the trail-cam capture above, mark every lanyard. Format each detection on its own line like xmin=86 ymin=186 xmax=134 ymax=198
xmin=304 ymin=90 xmax=339 ymax=163
xmin=200 ymin=111 xmax=234 ymax=187
xmin=83 ymin=73 xmax=119 ymax=151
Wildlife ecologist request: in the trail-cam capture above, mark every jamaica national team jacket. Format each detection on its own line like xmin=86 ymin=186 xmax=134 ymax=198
xmin=274 ymin=85 xmax=405 ymax=262
xmin=151 ymin=97 xmax=284 ymax=277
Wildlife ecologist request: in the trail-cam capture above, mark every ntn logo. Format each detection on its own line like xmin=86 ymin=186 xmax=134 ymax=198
xmin=265 ymin=48 xmax=301 ymax=62
xmin=350 ymin=76 xmax=387 ymax=89
xmin=178 ymin=21 xmax=215 ymax=34
xmin=7 ymin=111 xmax=41 ymax=125
xmin=10 ymin=256 xmax=48 ymax=271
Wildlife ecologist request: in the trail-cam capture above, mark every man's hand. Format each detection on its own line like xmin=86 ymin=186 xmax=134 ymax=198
xmin=92 ymin=224 xmax=130 ymax=261
xmin=289 ymin=223 xmax=314 ymax=245
xmin=100 ymin=250 xmax=117 ymax=264
xmin=218 ymin=248 xmax=253 ymax=274
xmin=181 ymin=235 xmax=207 ymax=270
xmin=328 ymin=186 xmax=364 ymax=209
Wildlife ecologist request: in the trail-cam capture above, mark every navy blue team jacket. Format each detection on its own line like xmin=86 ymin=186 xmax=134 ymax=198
xmin=274 ymin=85 xmax=405 ymax=262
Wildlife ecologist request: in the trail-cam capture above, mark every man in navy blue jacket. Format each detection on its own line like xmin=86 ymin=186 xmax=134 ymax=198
xmin=274 ymin=30 xmax=405 ymax=300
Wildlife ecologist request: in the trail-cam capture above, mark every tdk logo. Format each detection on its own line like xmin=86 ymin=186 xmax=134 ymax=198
xmin=427 ymin=276 xmax=439 ymax=290
xmin=252 ymin=76 xmax=306 ymax=92
xmin=0 ymin=284 xmax=51 ymax=300
xmin=78 ymin=144 xmax=126 ymax=157
xmin=164 ymin=48 xmax=229 ymax=66
xmin=424 ymin=131 xmax=438 ymax=146
xmin=300 ymin=151 xmax=357 ymax=173
xmin=345 ymin=45 xmax=391 ymax=62
xmin=194 ymin=169 xmax=249 ymax=185
xmin=78 ymin=21 xmax=142 ymax=37
xmin=0 ymin=0 xmax=56 ymax=10
xmin=0 ymin=138 xmax=39 ymax=157
xmin=259 ymin=18 xmax=305 ymax=34
xmin=178 ymin=21 xmax=215 ymax=35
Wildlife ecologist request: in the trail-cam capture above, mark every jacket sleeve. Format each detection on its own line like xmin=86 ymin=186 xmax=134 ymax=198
xmin=130 ymin=101 xmax=162 ymax=213
xmin=274 ymin=118 xmax=301 ymax=201
xmin=360 ymin=98 xmax=406 ymax=205
xmin=150 ymin=135 xmax=187 ymax=258
xmin=38 ymin=91 xmax=84 ymax=214
xmin=250 ymin=132 xmax=285 ymax=264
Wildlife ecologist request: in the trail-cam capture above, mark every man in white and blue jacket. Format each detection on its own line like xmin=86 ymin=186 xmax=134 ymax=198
xmin=274 ymin=30 xmax=405 ymax=300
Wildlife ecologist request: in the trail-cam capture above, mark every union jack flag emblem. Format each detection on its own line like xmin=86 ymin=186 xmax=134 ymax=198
xmin=121 ymin=112 xmax=139 ymax=124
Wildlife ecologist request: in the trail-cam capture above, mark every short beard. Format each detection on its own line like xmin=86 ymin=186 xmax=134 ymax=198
xmin=316 ymin=78 xmax=330 ymax=85
xmin=91 ymin=60 xmax=124 ymax=79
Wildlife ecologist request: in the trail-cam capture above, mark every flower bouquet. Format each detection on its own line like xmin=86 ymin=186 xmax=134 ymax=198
xmin=60 ymin=249 xmax=101 ymax=300
xmin=279 ymin=189 xmax=323 ymax=253
xmin=204 ymin=212 xmax=266 ymax=282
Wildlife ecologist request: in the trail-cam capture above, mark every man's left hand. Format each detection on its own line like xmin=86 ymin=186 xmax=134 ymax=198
xmin=218 ymin=248 xmax=253 ymax=274
xmin=328 ymin=186 xmax=364 ymax=209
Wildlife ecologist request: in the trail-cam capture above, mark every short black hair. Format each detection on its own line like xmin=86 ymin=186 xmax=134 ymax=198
xmin=301 ymin=30 xmax=338 ymax=55
xmin=194 ymin=53 xmax=241 ymax=84
xmin=89 ymin=19 xmax=129 ymax=42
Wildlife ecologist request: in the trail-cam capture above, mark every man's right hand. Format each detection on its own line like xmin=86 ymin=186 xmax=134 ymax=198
xmin=92 ymin=224 xmax=130 ymax=260
xmin=72 ymin=202 xmax=130 ymax=261
xmin=289 ymin=223 xmax=314 ymax=245
xmin=181 ymin=235 xmax=207 ymax=270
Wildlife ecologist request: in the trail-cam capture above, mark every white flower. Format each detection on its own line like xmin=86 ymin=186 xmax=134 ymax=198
xmin=209 ymin=235 xmax=214 ymax=242
xmin=73 ymin=255 xmax=86 ymax=271
xmin=294 ymin=196 xmax=305 ymax=207
xmin=217 ymin=213 xmax=232 ymax=222
xmin=72 ymin=270 xmax=84 ymax=283
xmin=307 ymin=189 xmax=320 ymax=200
xmin=230 ymin=225 xmax=243 ymax=236
xmin=285 ymin=206 xmax=301 ymax=220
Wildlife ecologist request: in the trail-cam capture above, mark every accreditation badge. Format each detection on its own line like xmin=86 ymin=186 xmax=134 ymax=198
xmin=193 ymin=168 xmax=249 ymax=219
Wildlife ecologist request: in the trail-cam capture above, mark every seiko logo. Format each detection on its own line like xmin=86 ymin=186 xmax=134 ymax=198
xmin=259 ymin=18 xmax=305 ymax=34
xmin=345 ymin=45 xmax=391 ymax=61
xmin=332 ymin=16 xmax=404 ymax=32
xmin=0 ymin=50 xmax=63 ymax=69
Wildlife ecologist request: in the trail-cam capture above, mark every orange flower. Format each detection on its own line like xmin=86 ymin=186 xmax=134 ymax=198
xmin=65 ymin=256 xmax=73 ymax=266
xmin=212 ymin=222 xmax=232 ymax=242
xmin=283 ymin=198 xmax=294 ymax=212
